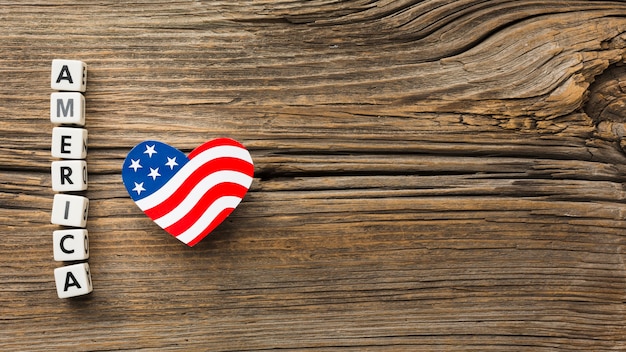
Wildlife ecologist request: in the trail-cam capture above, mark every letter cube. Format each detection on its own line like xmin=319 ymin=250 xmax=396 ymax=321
xmin=53 ymin=229 xmax=89 ymax=261
xmin=51 ymin=127 xmax=87 ymax=159
xmin=54 ymin=262 xmax=93 ymax=298
xmin=50 ymin=92 xmax=85 ymax=126
xmin=51 ymin=59 xmax=87 ymax=92
xmin=51 ymin=160 xmax=88 ymax=192
xmin=51 ymin=194 xmax=89 ymax=227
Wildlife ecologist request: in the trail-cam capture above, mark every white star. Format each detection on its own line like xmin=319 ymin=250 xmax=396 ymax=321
xmin=147 ymin=167 xmax=161 ymax=180
xmin=144 ymin=144 xmax=157 ymax=158
xmin=132 ymin=182 xmax=146 ymax=195
xmin=128 ymin=159 xmax=142 ymax=172
xmin=165 ymin=156 xmax=178 ymax=170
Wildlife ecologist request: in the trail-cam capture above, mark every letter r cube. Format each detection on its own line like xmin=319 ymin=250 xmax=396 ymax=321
xmin=51 ymin=160 xmax=87 ymax=192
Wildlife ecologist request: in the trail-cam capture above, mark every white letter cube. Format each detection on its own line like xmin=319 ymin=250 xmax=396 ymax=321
xmin=51 ymin=160 xmax=87 ymax=192
xmin=54 ymin=262 xmax=93 ymax=298
xmin=51 ymin=59 xmax=87 ymax=92
xmin=51 ymin=127 xmax=87 ymax=159
xmin=53 ymin=229 xmax=89 ymax=261
xmin=50 ymin=92 xmax=85 ymax=126
xmin=51 ymin=194 xmax=89 ymax=228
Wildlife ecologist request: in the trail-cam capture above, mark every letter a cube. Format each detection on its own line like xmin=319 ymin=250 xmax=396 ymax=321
xmin=51 ymin=59 xmax=87 ymax=92
xmin=54 ymin=262 xmax=93 ymax=298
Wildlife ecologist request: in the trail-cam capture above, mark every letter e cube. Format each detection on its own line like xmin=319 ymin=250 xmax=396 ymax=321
xmin=51 ymin=127 xmax=87 ymax=159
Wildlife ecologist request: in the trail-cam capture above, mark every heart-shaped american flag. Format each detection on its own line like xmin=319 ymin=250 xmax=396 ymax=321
xmin=121 ymin=138 xmax=254 ymax=246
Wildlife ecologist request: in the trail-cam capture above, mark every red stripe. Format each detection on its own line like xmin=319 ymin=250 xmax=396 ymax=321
xmin=186 ymin=208 xmax=235 ymax=247
xmin=164 ymin=183 xmax=249 ymax=237
xmin=188 ymin=138 xmax=246 ymax=159
xmin=144 ymin=157 xmax=253 ymax=220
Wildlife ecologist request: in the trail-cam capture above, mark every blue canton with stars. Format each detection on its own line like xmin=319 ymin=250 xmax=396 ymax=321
xmin=121 ymin=141 xmax=188 ymax=201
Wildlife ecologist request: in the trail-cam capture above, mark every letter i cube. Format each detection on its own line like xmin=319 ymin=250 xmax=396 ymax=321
xmin=51 ymin=194 xmax=89 ymax=228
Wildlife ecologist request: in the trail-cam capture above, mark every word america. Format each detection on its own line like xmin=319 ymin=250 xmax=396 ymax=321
xmin=50 ymin=59 xmax=93 ymax=299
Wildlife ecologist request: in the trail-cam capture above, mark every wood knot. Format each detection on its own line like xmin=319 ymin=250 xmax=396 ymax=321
xmin=584 ymin=64 xmax=626 ymax=151
xmin=584 ymin=64 xmax=626 ymax=124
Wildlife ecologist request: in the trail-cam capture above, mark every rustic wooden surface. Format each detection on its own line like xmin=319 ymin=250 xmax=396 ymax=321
xmin=1 ymin=1 xmax=626 ymax=350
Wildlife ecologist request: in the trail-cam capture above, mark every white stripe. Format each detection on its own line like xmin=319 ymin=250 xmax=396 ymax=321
xmin=153 ymin=171 xmax=253 ymax=229
xmin=136 ymin=145 xmax=252 ymax=210
xmin=176 ymin=196 xmax=242 ymax=244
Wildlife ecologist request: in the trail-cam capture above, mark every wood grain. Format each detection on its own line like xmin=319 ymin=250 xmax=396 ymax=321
xmin=1 ymin=1 xmax=626 ymax=350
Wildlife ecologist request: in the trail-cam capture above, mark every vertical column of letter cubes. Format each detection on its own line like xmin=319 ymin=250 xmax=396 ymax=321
xmin=50 ymin=59 xmax=93 ymax=299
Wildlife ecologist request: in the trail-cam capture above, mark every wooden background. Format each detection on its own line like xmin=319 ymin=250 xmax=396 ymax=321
xmin=1 ymin=1 xmax=626 ymax=350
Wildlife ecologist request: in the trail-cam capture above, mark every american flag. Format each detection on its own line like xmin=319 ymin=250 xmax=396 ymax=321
xmin=122 ymin=138 xmax=254 ymax=246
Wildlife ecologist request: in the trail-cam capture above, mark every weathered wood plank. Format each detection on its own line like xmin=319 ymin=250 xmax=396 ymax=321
xmin=1 ymin=1 xmax=626 ymax=351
